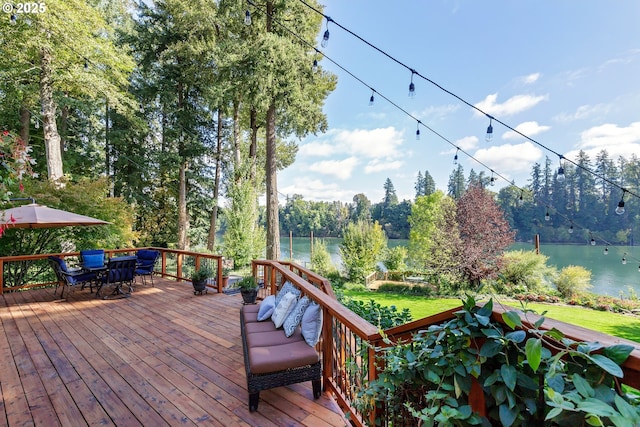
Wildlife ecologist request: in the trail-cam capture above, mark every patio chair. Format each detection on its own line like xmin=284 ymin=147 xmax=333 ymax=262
xmin=134 ymin=249 xmax=160 ymax=287
xmin=48 ymin=256 xmax=98 ymax=298
xmin=79 ymin=249 xmax=105 ymax=268
xmin=96 ymin=256 xmax=137 ymax=299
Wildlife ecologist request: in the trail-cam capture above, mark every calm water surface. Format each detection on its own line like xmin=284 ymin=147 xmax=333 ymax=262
xmin=281 ymin=237 xmax=639 ymax=297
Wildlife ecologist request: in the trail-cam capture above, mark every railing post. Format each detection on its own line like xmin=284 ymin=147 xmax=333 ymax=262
xmin=176 ymin=252 xmax=183 ymax=282
xmin=216 ymin=257 xmax=223 ymax=293
xmin=321 ymin=306 xmax=333 ymax=392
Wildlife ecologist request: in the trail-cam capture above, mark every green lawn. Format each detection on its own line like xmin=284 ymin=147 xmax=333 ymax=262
xmin=343 ymin=290 xmax=640 ymax=343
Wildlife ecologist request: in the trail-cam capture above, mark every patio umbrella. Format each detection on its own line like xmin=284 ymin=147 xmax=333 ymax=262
xmin=1 ymin=203 xmax=110 ymax=229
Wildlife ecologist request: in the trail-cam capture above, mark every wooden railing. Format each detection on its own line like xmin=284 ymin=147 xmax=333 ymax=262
xmin=0 ymin=247 xmax=224 ymax=295
xmin=2 ymin=251 xmax=638 ymax=426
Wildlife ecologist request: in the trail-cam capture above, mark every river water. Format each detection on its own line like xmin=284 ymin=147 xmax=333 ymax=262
xmin=280 ymin=237 xmax=640 ymax=297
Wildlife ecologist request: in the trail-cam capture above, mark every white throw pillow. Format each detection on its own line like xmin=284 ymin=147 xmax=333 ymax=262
xmin=274 ymin=281 xmax=301 ymax=306
xmin=257 ymin=295 xmax=276 ymax=321
xmin=271 ymin=292 xmax=298 ymax=328
xmin=283 ymin=296 xmax=311 ymax=337
xmin=301 ymin=302 xmax=323 ymax=346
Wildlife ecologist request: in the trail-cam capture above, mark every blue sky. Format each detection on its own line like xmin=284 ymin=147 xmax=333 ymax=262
xmin=278 ymin=0 xmax=640 ymax=204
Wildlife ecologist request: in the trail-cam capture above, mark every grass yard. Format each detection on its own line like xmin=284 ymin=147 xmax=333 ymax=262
xmin=343 ymin=290 xmax=640 ymax=343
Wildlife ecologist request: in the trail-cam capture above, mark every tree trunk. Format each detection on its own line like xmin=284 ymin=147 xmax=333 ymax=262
xmin=265 ymin=102 xmax=280 ymax=260
xmin=39 ymin=47 xmax=64 ymax=184
xmin=249 ymin=108 xmax=258 ymax=183
xmin=19 ymin=104 xmax=30 ymax=144
xmin=265 ymin=1 xmax=280 ymax=260
xmin=232 ymin=99 xmax=241 ymax=181
xmin=207 ymin=109 xmax=223 ymax=251
xmin=177 ymin=160 xmax=189 ymax=250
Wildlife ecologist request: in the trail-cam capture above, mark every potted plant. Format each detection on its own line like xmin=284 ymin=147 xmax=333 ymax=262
xmin=191 ymin=266 xmax=212 ymax=295
xmin=221 ymin=267 xmax=231 ymax=288
xmin=237 ymin=276 xmax=258 ymax=304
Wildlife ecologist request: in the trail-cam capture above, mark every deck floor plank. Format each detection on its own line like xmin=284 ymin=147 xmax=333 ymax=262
xmin=0 ymin=279 xmax=347 ymax=427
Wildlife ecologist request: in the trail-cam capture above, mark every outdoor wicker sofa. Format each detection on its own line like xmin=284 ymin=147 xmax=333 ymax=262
xmin=240 ymin=301 xmax=322 ymax=412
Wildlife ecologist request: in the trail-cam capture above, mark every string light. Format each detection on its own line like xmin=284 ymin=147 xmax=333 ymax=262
xmin=312 ymin=58 xmax=318 ymax=73
xmin=615 ymin=190 xmax=626 ymax=215
xmin=244 ymin=9 xmax=252 ymax=25
xmin=490 ymin=170 xmax=495 ymax=186
xmin=408 ymin=70 xmax=416 ymax=98
xmin=545 ymin=208 xmax=550 ymax=222
xmin=568 ymin=222 xmax=573 ymax=234
xmin=369 ymin=90 xmax=375 ymax=106
xmin=590 ymin=233 xmax=596 ymax=246
xmin=321 ymin=17 xmax=332 ymax=48
xmin=415 ymin=122 xmax=420 ymax=140
xmin=556 ymin=155 xmax=565 ymax=184
xmin=518 ymin=190 xmax=524 ymax=206
xmin=604 ymin=246 xmax=609 ymax=255
xmin=453 ymin=148 xmax=459 ymax=165
xmin=485 ymin=117 xmax=493 ymax=142
xmin=622 ymin=253 xmax=627 ymax=265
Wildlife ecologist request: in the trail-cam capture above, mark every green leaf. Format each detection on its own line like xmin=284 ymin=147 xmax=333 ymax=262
xmin=525 ymin=337 xmax=542 ymax=372
xmin=499 ymin=403 xmax=518 ymax=427
xmin=545 ymin=406 xmax=563 ymax=420
xmin=585 ymin=414 xmax=604 ymax=426
xmin=505 ymin=330 xmax=526 ymax=343
xmin=603 ymin=344 xmax=634 ymax=365
xmin=406 ymin=349 xmax=416 ymax=363
xmin=572 ymin=374 xmax=594 ymax=398
xmin=502 ymin=311 xmax=522 ymax=330
xmin=542 ymin=327 xmax=565 ymax=341
xmin=501 ymin=364 xmax=517 ymax=391
xmin=479 ymin=340 xmax=503 ymax=357
xmin=482 ymin=328 xmax=501 ymax=338
xmin=577 ymin=398 xmax=618 ymax=417
xmin=477 ymin=299 xmax=493 ymax=316
xmin=587 ymin=354 xmax=624 ymax=378
xmin=475 ymin=313 xmax=490 ymax=326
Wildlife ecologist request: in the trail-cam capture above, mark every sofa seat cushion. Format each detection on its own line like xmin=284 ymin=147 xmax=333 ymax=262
xmin=246 ymin=328 xmax=304 ymax=348
xmin=244 ymin=321 xmax=280 ymax=334
xmin=248 ymin=340 xmax=320 ymax=374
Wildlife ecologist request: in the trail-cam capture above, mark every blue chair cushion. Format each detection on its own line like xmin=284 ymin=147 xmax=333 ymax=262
xmin=83 ymin=254 xmax=104 ymax=268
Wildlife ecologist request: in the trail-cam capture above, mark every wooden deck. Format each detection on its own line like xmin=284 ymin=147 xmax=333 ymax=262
xmin=0 ymin=278 xmax=348 ymax=426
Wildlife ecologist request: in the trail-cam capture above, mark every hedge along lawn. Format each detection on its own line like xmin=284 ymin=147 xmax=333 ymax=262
xmin=342 ymin=290 xmax=640 ymax=343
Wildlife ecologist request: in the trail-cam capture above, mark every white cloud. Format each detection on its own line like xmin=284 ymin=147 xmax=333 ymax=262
xmin=440 ymin=136 xmax=478 ymax=155
xmin=474 ymin=93 xmax=549 ymax=117
xmin=298 ymin=141 xmax=338 ymax=157
xmin=474 ymin=141 xmax=544 ymax=173
xmin=335 ymin=127 xmax=404 ymax=159
xmin=520 ymin=73 xmax=541 ymax=84
xmin=364 ymin=159 xmax=404 ymax=174
xmin=553 ymin=104 xmax=612 ymax=123
xmin=502 ymin=121 xmax=551 ymax=140
xmin=279 ymin=178 xmax=355 ymax=203
xmin=308 ymin=157 xmax=359 ymax=180
xmin=565 ymin=122 xmax=640 ymax=160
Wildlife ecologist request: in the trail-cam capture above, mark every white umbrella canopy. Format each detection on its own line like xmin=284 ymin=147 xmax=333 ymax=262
xmin=1 ymin=203 xmax=110 ymax=229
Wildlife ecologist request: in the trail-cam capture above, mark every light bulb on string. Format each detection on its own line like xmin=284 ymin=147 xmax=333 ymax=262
xmin=415 ymin=122 xmax=421 ymax=140
xmin=453 ymin=148 xmax=459 ymax=165
xmin=244 ymin=9 xmax=252 ymax=25
xmin=545 ymin=208 xmax=550 ymax=221
xmin=485 ymin=116 xmax=494 ymax=142
xmin=321 ymin=17 xmax=332 ymax=48
xmin=312 ymin=58 xmax=318 ymax=73
xmin=615 ymin=190 xmax=626 ymax=215
xmin=369 ymin=90 xmax=375 ymax=106
xmin=604 ymin=246 xmax=609 ymax=255
xmin=568 ymin=222 xmax=574 ymax=234
xmin=11 ymin=13 xmax=17 ymax=24
xmin=518 ymin=190 xmax=524 ymax=206
xmin=408 ymin=70 xmax=416 ymax=98
xmin=84 ymin=60 xmax=89 ymax=71
xmin=489 ymin=171 xmax=495 ymax=186
xmin=590 ymin=234 xmax=596 ymax=246
xmin=556 ymin=155 xmax=565 ymax=183
xmin=622 ymin=253 xmax=627 ymax=265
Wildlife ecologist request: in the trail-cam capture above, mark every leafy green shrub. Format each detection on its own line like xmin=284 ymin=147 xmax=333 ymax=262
xmin=555 ymin=265 xmax=592 ymax=298
xmin=340 ymin=220 xmax=387 ymax=282
xmin=383 ymin=246 xmax=407 ymax=271
xmin=358 ymin=296 xmax=639 ymax=426
xmin=495 ymin=250 xmax=557 ymax=295
xmin=377 ymin=282 xmax=433 ymax=297
xmin=338 ymin=296 xmax=412 ymax=330
xmin=310 ymin=238 xmax=337 ymax=277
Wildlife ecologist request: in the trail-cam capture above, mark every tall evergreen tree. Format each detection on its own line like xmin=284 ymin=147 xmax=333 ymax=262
xmin=447 ymin=164 xmax=465 ymax=199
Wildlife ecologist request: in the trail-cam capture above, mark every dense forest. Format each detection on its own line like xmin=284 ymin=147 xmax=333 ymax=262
xmin=280 ymin=151 xmax=640 ymax=247
xmin=1 ymin=0 xmax=637 ymax=267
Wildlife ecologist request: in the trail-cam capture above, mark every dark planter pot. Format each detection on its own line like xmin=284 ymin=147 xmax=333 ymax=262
xmin=241 ymin=289 xmax=258 ymax=304
xmin=193 ymin=279 xmax=208 ymax=295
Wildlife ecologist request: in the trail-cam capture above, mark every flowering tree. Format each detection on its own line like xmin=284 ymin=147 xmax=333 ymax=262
xmin=456 ymin=185 xmax=515 ymax=289
xmin=0 ymin=129 xmax=37 ymax=236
